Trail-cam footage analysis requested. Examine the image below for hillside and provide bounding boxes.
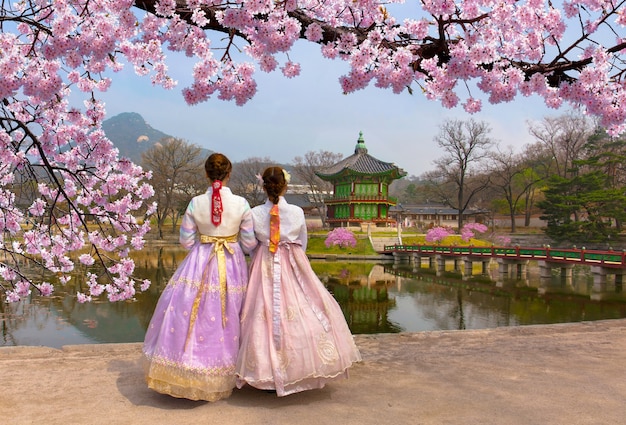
[102,112,172,164]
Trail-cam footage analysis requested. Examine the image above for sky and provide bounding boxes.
[97,39,561,178]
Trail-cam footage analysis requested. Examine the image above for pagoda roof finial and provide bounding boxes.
[355,131,367,154]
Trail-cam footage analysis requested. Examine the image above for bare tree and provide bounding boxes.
[427,119,494,229]
[516,142,555,226]
[292,150,344,228]
[230,157,274,207]
[141,138,204,239]
[488,147,544,232]
[528,111,597,179]
[169,163,208,233]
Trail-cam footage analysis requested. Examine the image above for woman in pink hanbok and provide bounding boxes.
[236,166,361,396]
[143,153,257,401]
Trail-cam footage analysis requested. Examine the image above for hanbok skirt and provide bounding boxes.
[143,241,248,401]
[235,242,362,396]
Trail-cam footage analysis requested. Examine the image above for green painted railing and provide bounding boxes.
[383,245,626,268]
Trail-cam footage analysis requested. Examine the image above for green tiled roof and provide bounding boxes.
[316,132,407,180]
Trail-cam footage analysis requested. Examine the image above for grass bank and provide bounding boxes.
[307,234,377,255]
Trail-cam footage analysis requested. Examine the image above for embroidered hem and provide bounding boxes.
[144,357,236,402]
[237,367,352,397]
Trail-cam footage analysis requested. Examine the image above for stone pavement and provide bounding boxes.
[2,319,626,425]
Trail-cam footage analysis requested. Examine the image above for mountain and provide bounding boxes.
[102,112,172,164]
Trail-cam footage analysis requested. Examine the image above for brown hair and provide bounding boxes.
[262,166,287,204]
[205,153,232,181]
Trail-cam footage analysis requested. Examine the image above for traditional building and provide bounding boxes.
[389,204,487,230]
[315,132,406,228]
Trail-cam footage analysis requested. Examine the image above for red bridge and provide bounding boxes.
[383,244,626,268]
[383,244,626,284]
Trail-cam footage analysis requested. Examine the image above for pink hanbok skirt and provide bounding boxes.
[235,242,361,396]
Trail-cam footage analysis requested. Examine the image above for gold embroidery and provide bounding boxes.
[244,341,257,369]
[144,354,236,402]
[317,334,339,365]
[277,349,290,372]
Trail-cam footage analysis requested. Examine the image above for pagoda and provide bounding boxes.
[315,132,406,228]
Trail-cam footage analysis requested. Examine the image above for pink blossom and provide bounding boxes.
[140,279,151,291]
[494,235,512,246]
[281,61,301,78]
[79,254,95,266]
[463,97,482,113]
[76,292,92,303]
[89,284,105,297]
[425,227,454,243]
[36,282,54,296]
[325,228,357,248]
[460,222,488,241]
[5,291,20,303]
[304,24,323,42]
[15,280,31,297]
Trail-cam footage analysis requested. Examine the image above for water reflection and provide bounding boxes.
[2,246,626,348]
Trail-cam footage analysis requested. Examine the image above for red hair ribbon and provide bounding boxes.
[211,180,223,226]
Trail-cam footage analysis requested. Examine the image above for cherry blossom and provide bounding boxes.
[3,0,626,303]
[325,228,358,248]
[425,227,454,243]
[460,222,489,241]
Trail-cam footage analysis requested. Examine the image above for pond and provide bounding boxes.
[2,245,626,349]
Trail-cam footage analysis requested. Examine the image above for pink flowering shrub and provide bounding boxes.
[425,227,454,243]
[494,235,512,246]
[426,223,492,244]
[325,228,357,249]
[460,223,489,241]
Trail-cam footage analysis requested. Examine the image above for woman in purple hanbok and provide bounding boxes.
[235,166,361,397]
[143,153,256,401]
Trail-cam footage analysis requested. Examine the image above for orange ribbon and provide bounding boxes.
[269,204,280,253]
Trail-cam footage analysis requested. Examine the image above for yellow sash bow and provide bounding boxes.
[184,233,238,350]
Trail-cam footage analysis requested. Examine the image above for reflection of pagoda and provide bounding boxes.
[326,280,401,334]
[315,132,406,228]
[320,264,402,334]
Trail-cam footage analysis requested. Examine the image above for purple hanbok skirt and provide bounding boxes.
[143,240,248,401]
